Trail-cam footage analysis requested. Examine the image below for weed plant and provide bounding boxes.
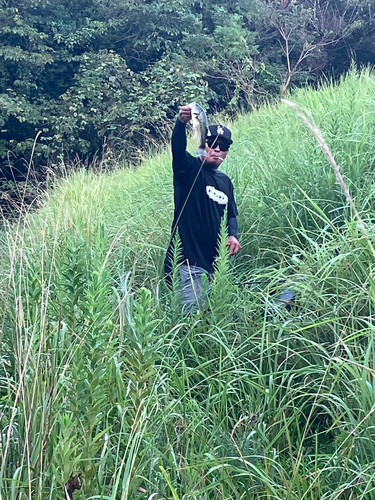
[2,68,375,498]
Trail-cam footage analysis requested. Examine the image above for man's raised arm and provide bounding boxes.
[171,106,192,174]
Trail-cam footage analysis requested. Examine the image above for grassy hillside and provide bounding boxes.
[2,68,375,499]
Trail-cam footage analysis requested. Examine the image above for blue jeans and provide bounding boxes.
[180,264,211,314]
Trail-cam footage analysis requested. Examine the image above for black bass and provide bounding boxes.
[188,102,211,157]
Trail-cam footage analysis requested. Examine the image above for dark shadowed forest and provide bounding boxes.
[1,0,375,180]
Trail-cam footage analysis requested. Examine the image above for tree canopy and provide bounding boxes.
[0,0,374,178]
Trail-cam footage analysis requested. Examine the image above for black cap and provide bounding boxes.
[208,125,233,145]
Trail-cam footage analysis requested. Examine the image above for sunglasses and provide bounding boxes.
[206,138,230,152]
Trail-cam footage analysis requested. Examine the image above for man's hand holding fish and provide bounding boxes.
[178,106,192,124]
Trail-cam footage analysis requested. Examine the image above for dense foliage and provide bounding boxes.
[2,69,375,499]
[1,0,375,180]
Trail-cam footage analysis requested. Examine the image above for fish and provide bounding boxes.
[188,102,211,157]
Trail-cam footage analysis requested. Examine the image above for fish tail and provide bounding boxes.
[197,147,207,157]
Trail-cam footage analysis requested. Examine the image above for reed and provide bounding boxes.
[1,67,375,499]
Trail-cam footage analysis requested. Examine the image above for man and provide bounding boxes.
[165,105,241,312]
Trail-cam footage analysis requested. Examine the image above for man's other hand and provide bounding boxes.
[179,106,192,124]
[227,236,241,256]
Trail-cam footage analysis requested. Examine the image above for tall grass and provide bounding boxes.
[2,67,375,499]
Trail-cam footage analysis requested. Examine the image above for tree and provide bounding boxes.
[0,0,374,197]
[251,0,371,93]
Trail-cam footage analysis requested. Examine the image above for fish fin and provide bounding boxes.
[197,148,207,157]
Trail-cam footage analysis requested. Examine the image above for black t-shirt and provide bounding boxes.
[165,120,238,274]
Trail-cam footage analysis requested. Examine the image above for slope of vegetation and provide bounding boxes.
[2,68,375,499]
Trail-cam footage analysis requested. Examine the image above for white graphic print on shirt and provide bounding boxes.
[206,185,228,205]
